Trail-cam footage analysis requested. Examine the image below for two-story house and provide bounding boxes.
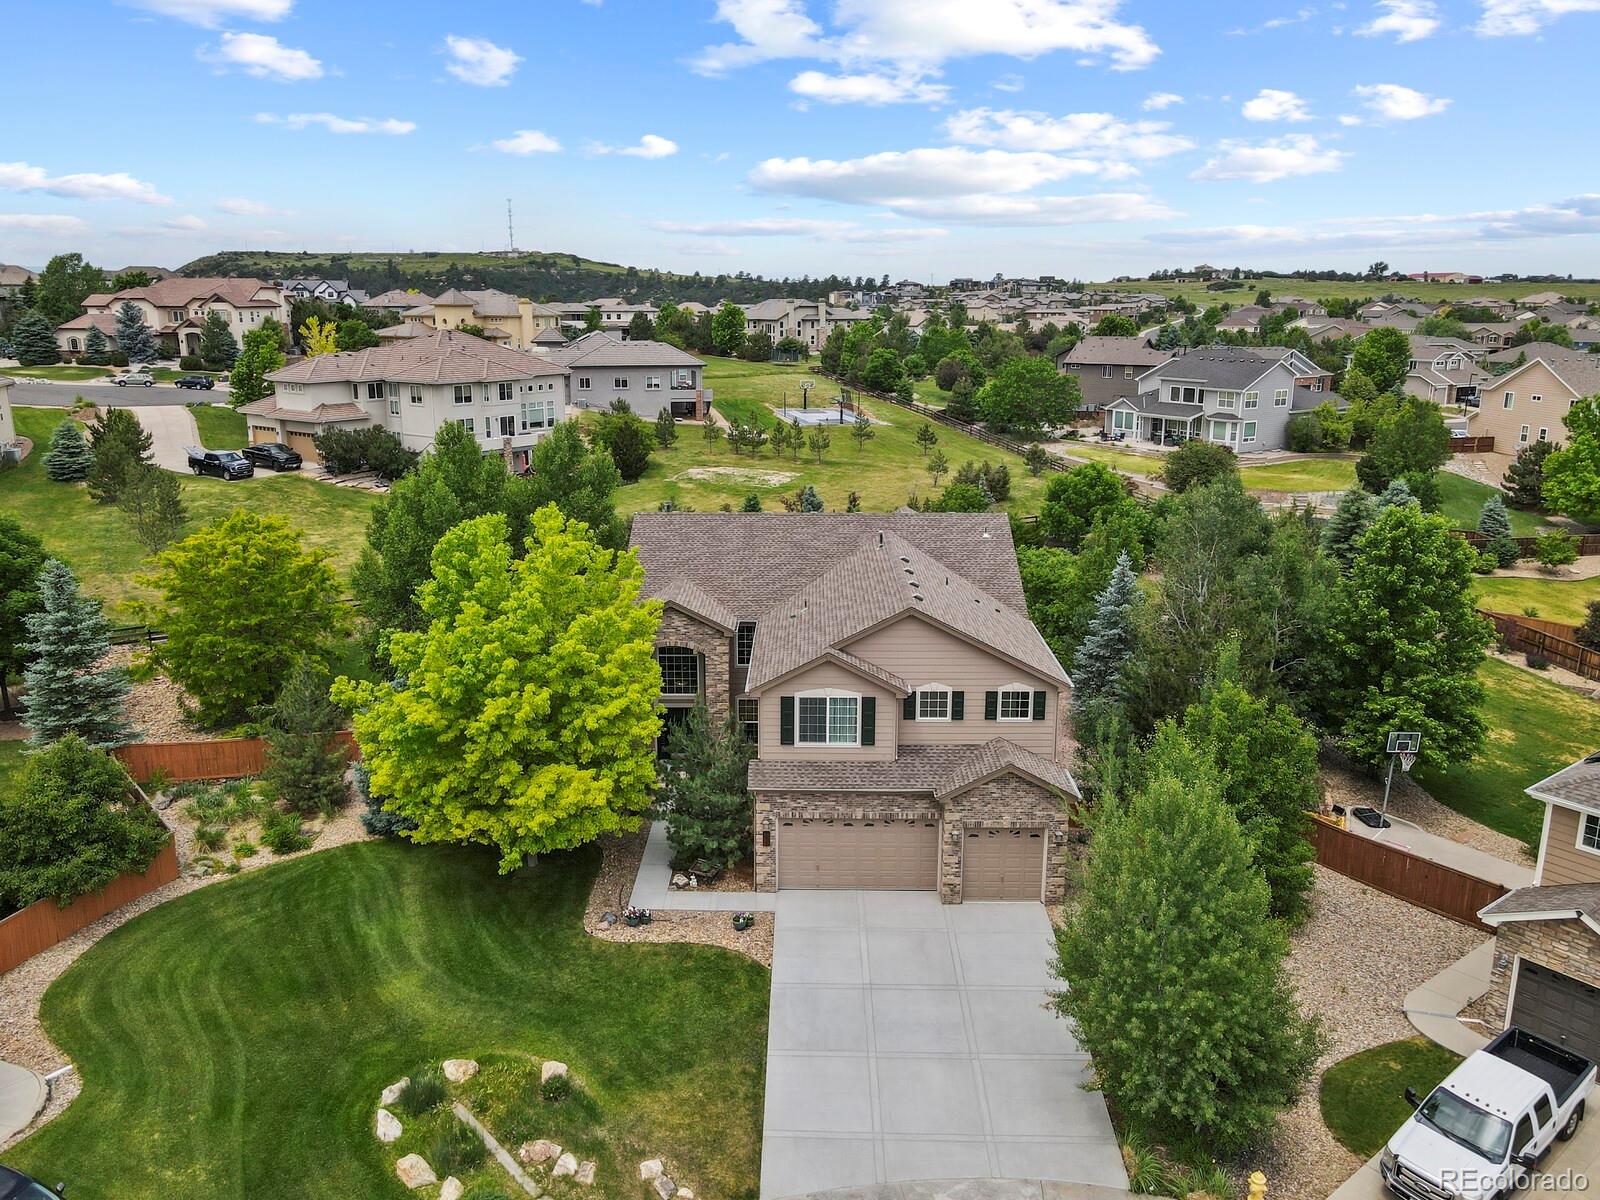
[280,277,369,306]
[1102,345,1341,453]
[631,511,1078,904]
[394,288,562,350]
[1055,336,1174,412]
[542,331,709,420]
[55,276,290,359]
[241,328,565,470]
[1478,754,1600,1063]
[1470,344,1600,451]
[1403,335,1487,407]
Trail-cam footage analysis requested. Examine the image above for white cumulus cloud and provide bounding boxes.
[256,112,415,135]
[443,35,521,86]
[1356,0,1442,40]
[0,213,91,234]
[1142,91,1183,110]
[1191,135,1346,182]
[1352,83,1451,120]
[1241,88,1312,122]
[215,196,281,215]
[492,129,563,155]
[788,70,948,105]
[204,31,323,81]
[0,161,171,205]
[652,217,946,242]
[1476,0,1600,35]
[944,107,1192,159]
[589,134,678,159]
[120,0,291,26]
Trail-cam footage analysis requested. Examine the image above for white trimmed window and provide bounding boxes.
[1274,389,1290,408]
[797,691,859,745]
[1216,391,1237,410]
[1520,425,1531,444]
[1210,419,1230,441]
[997,685,1032,721]
[577,376,591,391]
[735,621,756,667]
[1111,409,1135,432]
[1532,393,1543,405]
[388,396,400,416]
[656,646,700,696]
[1503,391,1515,409]
[458,417,474,434]
[916,684,952,721]
[498,382,514,403]
[737,697,758,743]
[1244,391,1259,409]
[613,376,629,389]
[453,384,473,405]
[645,375,662,390]
[1243,420,1257,444]
[409,385,423,406]
[1100,364,1114,378]
[1580,812,1600,854]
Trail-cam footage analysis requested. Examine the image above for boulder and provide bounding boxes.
[441,1058,478,1084]
[380,1078,408,1106]
[374,1108,402,1144]
[540,1060,568,1085]
[518,1139,562,1165]
[670,872,690,889]
[439,1179,464,1200]
[575,1161,597,1186]
[395,1154,437,1190]
[653,1175,677,1200]
[675,1190,696,1200]
[639,1159,665,1182]
[553,1153,578,1178]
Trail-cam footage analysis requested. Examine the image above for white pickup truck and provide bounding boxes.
[1380,1026,1594,1199]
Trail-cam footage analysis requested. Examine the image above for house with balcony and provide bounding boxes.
[542,331,709,420]
[239,328,565,470]
[631,511,1078,903]
[55,276,290,359]
[1102,345,1341,453]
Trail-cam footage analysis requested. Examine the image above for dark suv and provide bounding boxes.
[241,441,303,471]
[174,374,214,390]
[0,1165,65,1198]
[185,446,254,480]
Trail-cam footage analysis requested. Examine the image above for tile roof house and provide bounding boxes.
[1054,336,1174,412]
[540,331,710,420]
[1477,754,1600,1064]
[631,511,1078,903]
[1470,343,1600,451]
[390,288,561,350]
[241,328,566,471]
[0,264,36,298]
[55,276,290,360]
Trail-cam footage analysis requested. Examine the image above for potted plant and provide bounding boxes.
[732,911,756,932]
[623,905,652,928]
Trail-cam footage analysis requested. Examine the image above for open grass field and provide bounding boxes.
[1319,1037,1463,1158]
[4,407,375,616]
[1474,573,1600,624]
[1416,657,1600,850]
[1238,457,1358,493]
[0,840,770,1200]
[0,364,114,382]
[189,402,247,448]
[1089,277,1593,308]
[1054,440,1165,476]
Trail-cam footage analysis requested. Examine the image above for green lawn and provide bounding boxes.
[1239,457,1358,493]
[1416,657,1600,850]
[4,407,375,616]
[1474,574,1600,624]
[1436,472,1549,536]
[1320,1037,1462,1158]
[0,840,770,1200]
[1052,440,1163,477]
[0,364,113,382]
[911,378,949,408]
[632,362,1047,514]
[0,740,24,799]
[189,403,247,448]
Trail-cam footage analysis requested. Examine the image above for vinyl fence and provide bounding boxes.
[1308,817,1508,931]
[1480,609,1600,682]
[0,837,179,975]
[113,732,358,783]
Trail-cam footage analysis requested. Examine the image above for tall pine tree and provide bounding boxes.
[260,656,349,817]
[114,301,159,364]
[1071,552,1140,713]
[1376,476,1417,509]
[44,418,92,481]
[22,560,135,749]
[1321,487,1376,570]
[198,310,239,367]
[1502,440,1553,510]
[1477,494,1520,568]
[10,310,61,367]
[82,325,111,365]
[87,407,154,505]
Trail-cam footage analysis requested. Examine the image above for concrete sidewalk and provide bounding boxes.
[1403,940,1495,1056]
[132,403,200,471]
[781,1182,1131,1199]
[627,821,777,913]
[1344,812,1534,891]
[0,1060,47,1145]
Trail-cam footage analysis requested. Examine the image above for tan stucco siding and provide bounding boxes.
[1473,362,1577,448]
[755,661,897,762]
[1540,804,1600,887]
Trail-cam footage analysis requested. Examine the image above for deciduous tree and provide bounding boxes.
[977,355,1078,436]
[1160,439,1237,494]
[0,517,48,715]
[228,319,287,408]
[711,301,747,356]
[1039,462,1127,551]
[1542,397,1600,525]
[1349,326,1410,394]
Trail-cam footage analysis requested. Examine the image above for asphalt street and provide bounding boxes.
[4,379,222,408]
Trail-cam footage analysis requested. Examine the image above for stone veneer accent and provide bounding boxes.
[1484,917,1600,1028]
[655,607,731,723]
[752,777,1070,904]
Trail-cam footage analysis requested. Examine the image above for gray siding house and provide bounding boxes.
[541,331,710,420]
[1054,336,1174,411]
[1103,346,1341,454]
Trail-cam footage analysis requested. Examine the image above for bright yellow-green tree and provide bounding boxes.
[297,315,338,357]
[333,506,663,871]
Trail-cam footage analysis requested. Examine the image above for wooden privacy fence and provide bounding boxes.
[113,731,358,783]
[1308,817,1507,931]
[1455,529,1600,557]
[1449,436,1496,453]
[0,838,179,975]
[1480,609,1600,682]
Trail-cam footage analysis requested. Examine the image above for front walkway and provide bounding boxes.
[0,1061,46,1144]
[785,1182,1129,1200]
[627,821,777,913]
[761,891,1126,1200]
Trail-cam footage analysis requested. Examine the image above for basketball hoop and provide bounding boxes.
[1398,751,1417,774]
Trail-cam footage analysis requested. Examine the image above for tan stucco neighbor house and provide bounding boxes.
[1478,755,1600,1064]
[631,511,1079,904]
[55,276,290,359]
[1470,343,1600,451]
[389,288,562,350]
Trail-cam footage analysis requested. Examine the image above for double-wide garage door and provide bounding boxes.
[777,818,938,890]
[963,828,1046,901]
[1511,961,1600,1063]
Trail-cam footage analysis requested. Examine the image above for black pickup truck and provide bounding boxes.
[185,446,254,480]
[0,1164,65,1198]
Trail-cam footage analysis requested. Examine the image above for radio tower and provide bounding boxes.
[506,199,514,253]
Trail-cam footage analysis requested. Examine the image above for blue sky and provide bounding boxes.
[3,0,1599,282]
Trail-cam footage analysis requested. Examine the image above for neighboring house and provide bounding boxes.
[0,377,15,451]
[395,288,561,350]
[55,277,290,359]
[742,299,875,350]
[1570,327,1600,352]
[1103,346,1341,453]
[0,264,36,299]
[1055,336,1174,411]
[1296,317,1366,340]
[1478,754,1600,1064]
[631,511,1078,903]
[541,331,709,419]
[1470,343,1600,450]
[1404,336,1487,406]
[280,277,369,306]
[1217,305,1269,331]
[549,298,660,334]
[1275,296,1328,319]
[363,288,434,315]
[241,328,565,470]
[1464,321,1522,351]
[1518,291,1569,308]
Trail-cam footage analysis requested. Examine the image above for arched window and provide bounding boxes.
[656,646,700,696]
[68,338,80,351]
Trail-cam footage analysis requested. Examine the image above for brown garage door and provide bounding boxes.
[963,828,1045,901]
[777,817,938,890]
[1511,961,1600,1063]
[285,430,320,464]
[249,424,279,445]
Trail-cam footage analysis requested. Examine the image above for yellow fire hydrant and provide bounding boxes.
[1247,1170,1268,1200]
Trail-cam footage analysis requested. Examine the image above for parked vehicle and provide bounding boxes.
[114,370,154,387]
[240,441,303,472]
[174,374,214,390]
[185,446,254,480]
[1380,1026,1593,1200]
[0,1164,65,1197]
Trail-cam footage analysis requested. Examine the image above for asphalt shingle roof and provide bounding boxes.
[1486,343,1600,397]
[1480,882,1600,923]
[933,738,1079,800]
[267,329,566,385]
[1143,345,1282,390]
[543,331,704,370]
[748,739,1077,798]
[1528,754,1600,815]
[1059,336,1172,368]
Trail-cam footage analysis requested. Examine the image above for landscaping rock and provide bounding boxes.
[518,1139,561,1165]
[575,1161,596,1186]
[639,1159,664,1182]
[599,910,617,928]
[670,872,690,890]
[653,1175,677,1200]
[553,1152,578,1178]
[380,1078,408,1106]
[395,1154,437,1190]
[439,1178,464,1200]
[675,1190,695,1200]
[441,1058,478,1083]
[374,1108,402,1144]
[539,1060,568,1085]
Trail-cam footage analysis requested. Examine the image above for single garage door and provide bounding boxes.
[1511,961,1600,1063]
[285,430,320,464]
[777,817,938,890]
[963,828,1045,901]
[249,424,279,445]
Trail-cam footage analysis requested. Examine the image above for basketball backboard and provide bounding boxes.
[1386,731,1422,755]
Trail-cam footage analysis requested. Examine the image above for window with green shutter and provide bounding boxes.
[984,690,999,720]
[861,697,876,745]
[903,694,916,720]
[1032,690,1047,721]
[951,690,965,720]
[780,696,795,745]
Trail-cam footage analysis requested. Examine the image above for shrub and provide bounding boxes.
[178,355,206,371]
[356,763,416,838]
[463,1184,511,1200]
[1526,653,1552,671]
[429,1121,486,1176]
[1574,600,1600,651]
[1472,550,1497,575]
[1536,529,1579,570]
[194,824,225,851]
[540,1072,573,1102]
[661,705,754,871]
[397,1070,446,1116]
[1160,440,1237,494]
[108,351,130,368]
[313,426,371,475]
[232,839,257,858]
[1285,413,1322,454]
[260,809,312,855]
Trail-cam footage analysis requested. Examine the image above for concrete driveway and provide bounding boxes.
[761,891,1127,1200]
[131,404,199,471]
